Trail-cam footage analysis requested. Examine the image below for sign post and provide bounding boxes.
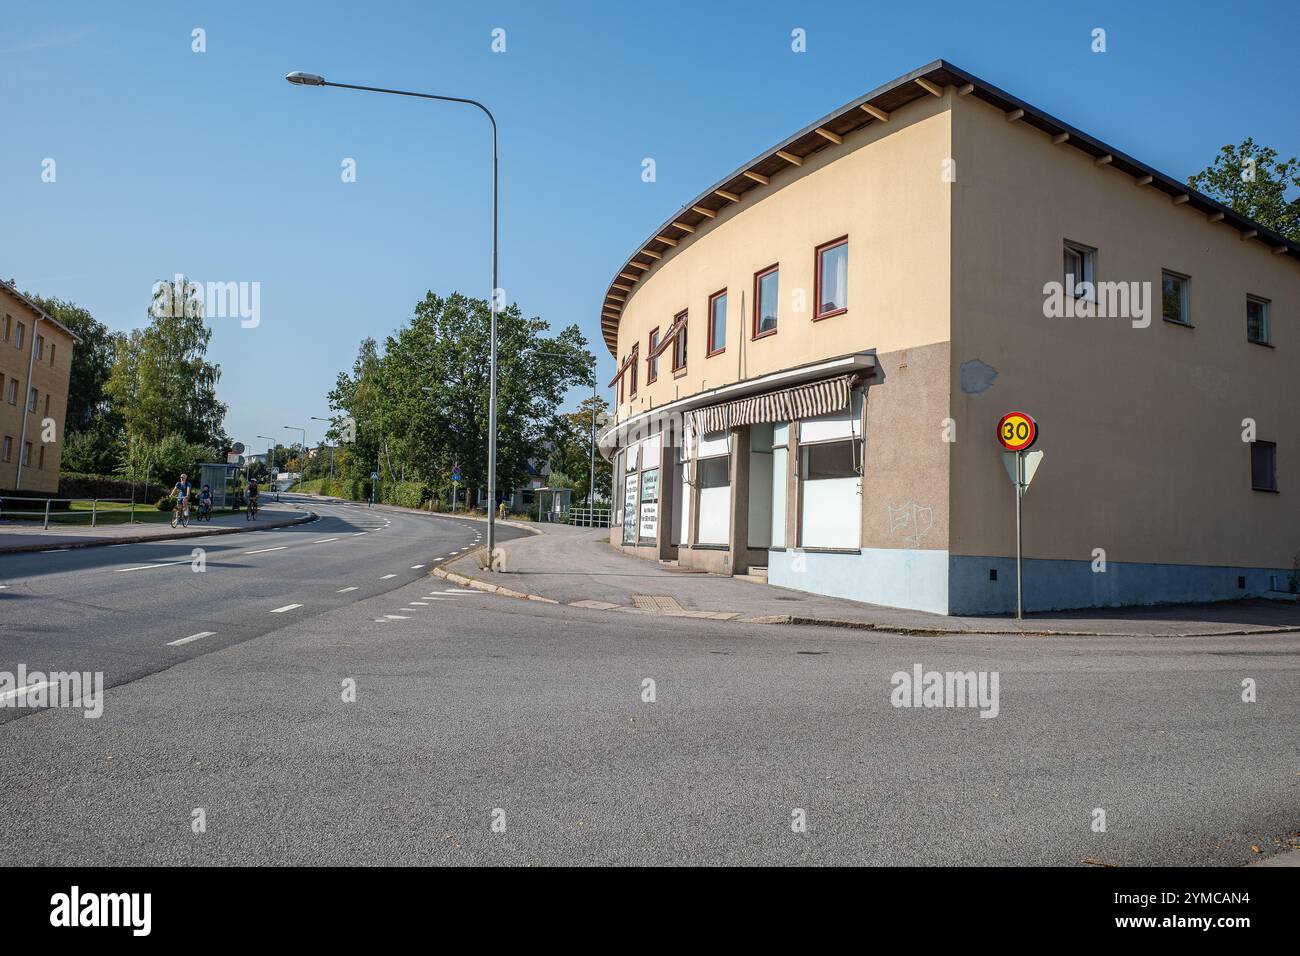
[451,464,461,513]
[996,412,1041,620]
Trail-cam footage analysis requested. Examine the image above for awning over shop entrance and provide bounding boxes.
[686,373,858,435]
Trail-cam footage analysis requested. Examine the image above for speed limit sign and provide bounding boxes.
[996,411,1038,452]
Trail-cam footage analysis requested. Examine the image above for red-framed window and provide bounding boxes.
[814,237,848,320]
[618,370,624,404]
[671,311,688,371]
[707,289,727,356]
[629,352,638,397]
[647,327,659,383]
[753,265,778,338]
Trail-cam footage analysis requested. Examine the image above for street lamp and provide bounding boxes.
[285,70,501,563]
[285,425,306,488]
[310,416,335,479]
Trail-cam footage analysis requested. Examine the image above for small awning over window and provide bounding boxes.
[649,313,687,358]
[686,373,857,435]
[607,343,639,387]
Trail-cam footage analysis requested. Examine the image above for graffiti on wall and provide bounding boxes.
[886,501,934,548]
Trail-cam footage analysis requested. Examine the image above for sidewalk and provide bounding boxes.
[0,502,314,554]
[438,523,1300,637]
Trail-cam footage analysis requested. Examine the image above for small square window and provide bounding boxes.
[1247,295,1271,345]
[1251,440,1277,492]
[1161,270,1190,325]
[1063,241,1096,300]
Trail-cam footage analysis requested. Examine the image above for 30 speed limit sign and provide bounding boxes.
[996,411,1038,452]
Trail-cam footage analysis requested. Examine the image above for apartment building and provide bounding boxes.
[0,280,80,495]
[599,61,1298,614]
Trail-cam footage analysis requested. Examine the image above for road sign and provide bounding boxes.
[370,471,379,481]
[996,411,1038,452]
[1001,450,1044,490]
[452,466,461,483]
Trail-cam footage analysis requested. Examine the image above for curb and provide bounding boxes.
[0,507,316,555]
[432,557,1300,638]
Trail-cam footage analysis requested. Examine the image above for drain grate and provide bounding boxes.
[632,594,685,612]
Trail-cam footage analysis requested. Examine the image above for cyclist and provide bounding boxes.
[246,477,260,520]
[198,483,213,521]
[173,473,191,516]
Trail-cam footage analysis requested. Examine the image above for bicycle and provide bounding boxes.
[246,496,259,521]
[171,498,190,528]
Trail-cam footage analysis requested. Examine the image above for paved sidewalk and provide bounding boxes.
[441,523,1300,637]
[0,501,314,554]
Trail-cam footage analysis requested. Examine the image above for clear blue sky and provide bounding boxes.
[2,0,1296,450]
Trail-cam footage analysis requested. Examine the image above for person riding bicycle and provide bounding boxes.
[172,473,192,518]
[198,483,212,519]
[246,478,260,519]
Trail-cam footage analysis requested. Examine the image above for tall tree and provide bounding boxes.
[28,295,118,435]
[104,277,228,448]
[1188,138,1300,241]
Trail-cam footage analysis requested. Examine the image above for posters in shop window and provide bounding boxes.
[623,475,637,543]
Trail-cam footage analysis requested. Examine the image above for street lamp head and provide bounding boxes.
[285,71,326,87]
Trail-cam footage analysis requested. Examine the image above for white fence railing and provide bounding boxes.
[566,507,612,528]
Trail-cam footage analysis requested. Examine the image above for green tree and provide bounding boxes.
[1188,138,1300,241]
[550,394,612,505]
[105,277,228,449]
[28,295,119,437]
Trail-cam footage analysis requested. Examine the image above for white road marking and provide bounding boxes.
[168,631,216,647]
[384,614,409,620]
[409,602,429,606]
[353,532,368,536]
[314,537,340,544]
[270,603,302,613]
[245,546,287,554]
[337,586,358,593]
[380,574,396,579]
[410,564,424,569]
[115,560,189,572]
[0,680,52,704]
[109,543,131,548]
[41,549,68,554]
[446,589,479,594]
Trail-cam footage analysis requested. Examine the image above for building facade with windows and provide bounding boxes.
[0,281,79,495]
[598,61,1300,615]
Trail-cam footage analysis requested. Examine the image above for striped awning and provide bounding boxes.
[607,343,639,387]
[686,373,856,435]
[649,313,687,359]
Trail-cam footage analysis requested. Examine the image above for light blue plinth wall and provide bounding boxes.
[766,548,1293,616]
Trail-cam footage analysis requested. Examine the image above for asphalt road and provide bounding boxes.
[0,501,1296,865]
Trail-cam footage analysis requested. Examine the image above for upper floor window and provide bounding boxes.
[1063,240,1095,300]
[15,322,24,349]
[672,311,688,371]
[815,238,848,319]
[2,314,10,342]
[36,334,44,360]
[708,290,727,356]
[1161,270,1190,326]
[28,387,37,412]
[629,352,638,398]
[754,265,779,337]
[1247,295,1271,346]
[1251,440,1278,492]
[50,342,56,366]
[647,327,659,384]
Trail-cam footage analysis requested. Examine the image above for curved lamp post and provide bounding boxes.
[285,70,500,562]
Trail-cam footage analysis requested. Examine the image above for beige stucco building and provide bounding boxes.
[598,61,1299,615]
[0,281,79,495]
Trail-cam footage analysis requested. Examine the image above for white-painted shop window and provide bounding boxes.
[771,423,789,549]
[639,466,660,544]
[747,423,774,550]
[677,425,693,546]
[695,431,731,546]
[797,394,862,550]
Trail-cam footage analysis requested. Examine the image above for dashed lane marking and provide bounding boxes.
[167,631,216,647]
[337,586,358,593]
[270,603,302,613]
[245,547,288,555]
[380,574,397,580]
